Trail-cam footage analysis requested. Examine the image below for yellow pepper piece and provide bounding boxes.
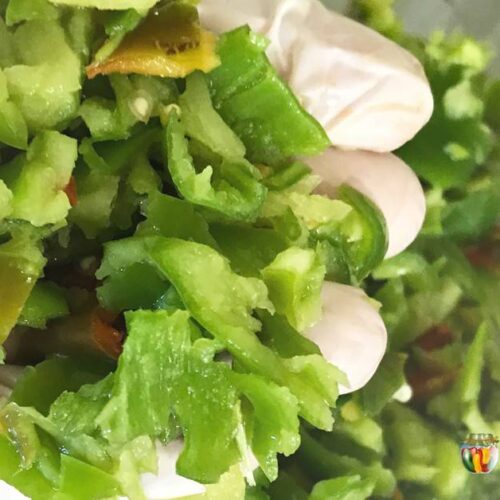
[87,3,220,79]
[482,447,490,465]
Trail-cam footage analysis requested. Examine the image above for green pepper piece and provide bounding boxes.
[208,27,331,165]
[0,101,28,150]
[0,70,28,150]
[57,454,121,500]
[95,9,144,63]
[5,0,59,26]
[0,235,45,344]
[337,185,389,281]
[17,282,69,329]
[0,435,57,500]
[165,110,267,221]
[9,356,110,415]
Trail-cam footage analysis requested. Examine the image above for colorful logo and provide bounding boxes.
[461,433,499,474]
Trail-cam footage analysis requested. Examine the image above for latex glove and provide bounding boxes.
[304,282,388,394]
[138,441,206,500]
[134,440,258,500]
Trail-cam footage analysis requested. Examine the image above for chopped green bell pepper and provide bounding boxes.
[17,282,69,329]
[0,70,28,150]
[336,185,389,281]
[165,110,267,221]
[208,27,331,165]
[1,131,77,227]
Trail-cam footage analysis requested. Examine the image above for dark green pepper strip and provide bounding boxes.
[337,184,389,281]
